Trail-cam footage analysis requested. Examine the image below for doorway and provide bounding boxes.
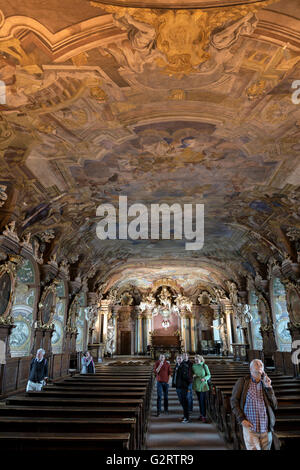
[120,331,131,355]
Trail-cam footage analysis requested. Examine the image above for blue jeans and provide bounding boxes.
[157,381,169,412]
[177,388,189,420]
[187,383,193,412]
[176,388,183,406]
[196,391,207,417]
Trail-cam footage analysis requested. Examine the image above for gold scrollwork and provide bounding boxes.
[151,278,181,293]
[92,0,278,76]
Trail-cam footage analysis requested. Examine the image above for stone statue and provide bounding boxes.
[227,280,238,306]
[33,239,43,264]
[48,253,58,266]
[158,286,172,310]
[0,184,8,207]
[211,12,258,50]
[3,220,19,241]
[106,315,116,355]
[21,232,32,249]
[139,292,156,313]
[175,293,192,313]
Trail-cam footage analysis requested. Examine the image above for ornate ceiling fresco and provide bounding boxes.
[0,0,299,293]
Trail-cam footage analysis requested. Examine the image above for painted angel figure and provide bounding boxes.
[105,12,163,74]
[211,12,258,50]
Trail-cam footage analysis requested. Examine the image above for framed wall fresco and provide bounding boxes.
[16,258,35,285]
[0,260,17,319]
[258,294,271,327]
[38,282,57,327]
[51,281,67,354]
[76,292,87,352]
[10,259,36,357]
[286,285,300,327]
[250,291,263,350]
[271,278,292,352]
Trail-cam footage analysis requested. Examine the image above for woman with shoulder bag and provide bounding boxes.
[192,355,211,422]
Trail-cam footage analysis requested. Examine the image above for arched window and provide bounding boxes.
[10,258,36,357]
[271,278,292,352]
[76,292,86,353]
[249,290,263,351]
[51,281,67,354]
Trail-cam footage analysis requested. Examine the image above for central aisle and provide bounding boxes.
[145,387,228,450]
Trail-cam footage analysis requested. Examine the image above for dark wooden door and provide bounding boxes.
[120,331,131,355]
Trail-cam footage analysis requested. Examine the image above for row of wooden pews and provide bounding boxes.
[0,362,154,452]
[206,359,300,450]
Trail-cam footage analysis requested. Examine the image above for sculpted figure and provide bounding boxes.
[105,13,161,73]
[211,12,258,50]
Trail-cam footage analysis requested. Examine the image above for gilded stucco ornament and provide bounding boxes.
[92,0,278,76]
[246,80,268,101]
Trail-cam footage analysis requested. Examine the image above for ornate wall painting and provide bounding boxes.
[16,259,35,285]
[42,292,54,325]
[0,272,12,316]
[272,278,292,352]
[0,259,18,319]
[51,281,66,354]
[249,291,263,350]
[9,260,36,356]
[258,295,271,327]
[10,304,34,357]
[51,320,63,349]
[287,287,300,326]
[76,307,86,352]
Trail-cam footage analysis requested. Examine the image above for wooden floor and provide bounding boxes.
[145,386,228,450]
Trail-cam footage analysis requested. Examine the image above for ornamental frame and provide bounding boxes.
[38,280,58,328]
[257,293,273,332]
[0,257,19,323]
[285,282,300,328]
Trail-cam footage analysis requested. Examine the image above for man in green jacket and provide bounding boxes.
[230,359,277,450]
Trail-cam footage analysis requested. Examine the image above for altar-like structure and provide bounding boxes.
[150,334,182,361]
[91,280,251,358]
[137,284,197,355]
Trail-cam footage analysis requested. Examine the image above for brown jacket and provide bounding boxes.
[154,360,171,383]
[230,375,278,432]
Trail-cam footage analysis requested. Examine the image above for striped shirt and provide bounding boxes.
[243,377,268,433]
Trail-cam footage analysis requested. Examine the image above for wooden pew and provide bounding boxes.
[0,363,154,451]
[0,416,137,450]
[0,432,131,451]
[0,404,141,447]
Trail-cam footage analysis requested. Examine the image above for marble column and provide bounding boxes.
[145,313,152,349]
[190,315,197,353]
[136,314,144,354]
[99,299,110,345]
[223,301,233,354]
[180,314,187,352]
